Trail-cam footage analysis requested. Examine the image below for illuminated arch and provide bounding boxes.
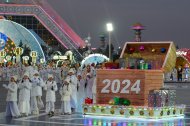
[0,19,45,60]
[81,53,109,68]
[176,49,190,67]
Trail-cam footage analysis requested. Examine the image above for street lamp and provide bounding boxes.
[106,23,113,61]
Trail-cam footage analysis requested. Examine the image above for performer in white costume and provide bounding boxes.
[66,69,78,112]
[31,70,45,115]
[76,72,85,112]
[18,72,32,116]
[85,72,94,99]
[3,76,20,117]
[44,74,58,116]
[61,62,69,81]
[59,78,72,115]
[92,76,97,104]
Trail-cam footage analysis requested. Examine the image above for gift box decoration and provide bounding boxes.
[155,89,176,107]
[85,97,93,104]
[154,90,169,107]
[148,89,176,107]
[113,97,131,106]
[167,90,176,106]
[113,97,120,105]
[148,93,156,107]
[148,90,169,107]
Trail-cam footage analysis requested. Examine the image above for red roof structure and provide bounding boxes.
[0,0,85,49]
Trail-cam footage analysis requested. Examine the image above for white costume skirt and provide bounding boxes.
[18,101,31,115]
[6,101,20,117]
[70,95,77,109]
[61,101,71,114]
[46,101,55,113]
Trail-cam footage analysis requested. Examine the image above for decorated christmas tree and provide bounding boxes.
[4,38,16,56]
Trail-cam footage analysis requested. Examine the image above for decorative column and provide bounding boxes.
[30,51,38,64]
[0,50,6,63]
[22,56,29,64]
[14,47,23,63]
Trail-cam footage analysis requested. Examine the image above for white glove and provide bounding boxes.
[2,84,8,89]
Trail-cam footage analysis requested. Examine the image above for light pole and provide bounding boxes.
[106,23,113,61]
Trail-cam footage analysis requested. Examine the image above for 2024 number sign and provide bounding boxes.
[101,79,141,94]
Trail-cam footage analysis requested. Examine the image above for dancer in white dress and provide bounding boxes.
[59,78,72,115]
[3,76,20,117]
[18,72,32,116]
[44,74,58,116]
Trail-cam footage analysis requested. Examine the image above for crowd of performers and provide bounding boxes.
[2,61,100,118]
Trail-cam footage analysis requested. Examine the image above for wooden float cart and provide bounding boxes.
[96,41,176,106]
[82,41,185,119]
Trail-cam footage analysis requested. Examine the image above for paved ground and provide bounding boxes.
[0,81,189,125]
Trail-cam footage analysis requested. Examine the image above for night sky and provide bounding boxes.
[47,0,190,49]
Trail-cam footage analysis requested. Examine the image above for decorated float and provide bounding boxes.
[83,41,186,119]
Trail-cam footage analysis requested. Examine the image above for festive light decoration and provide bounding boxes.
[82,104,185,119]
[30,51,38,63]
[14,47,23,63]
[161,48,166,53]
[0,50,6,63]
[109,99,115,105]
[139,45,145,51]
[110,108,115,114]
[129,47,135,53]
[22,56,29,64]
[4,38,16,56]
[120,109,125,115]
[40,58,45,64]
[151,48,156,53]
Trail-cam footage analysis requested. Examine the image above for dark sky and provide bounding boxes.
[47,0,190,49]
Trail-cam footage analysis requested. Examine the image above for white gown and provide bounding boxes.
[4,82,20,117]
[77,79,85,112]
[44,80,58,113]
[60,84,72,114]
[85,77,94,99]
[66,75,78,109]
[44,81,58,102]
[92,77,97,104]
[18,79,32,115]
[31,76,45,113]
